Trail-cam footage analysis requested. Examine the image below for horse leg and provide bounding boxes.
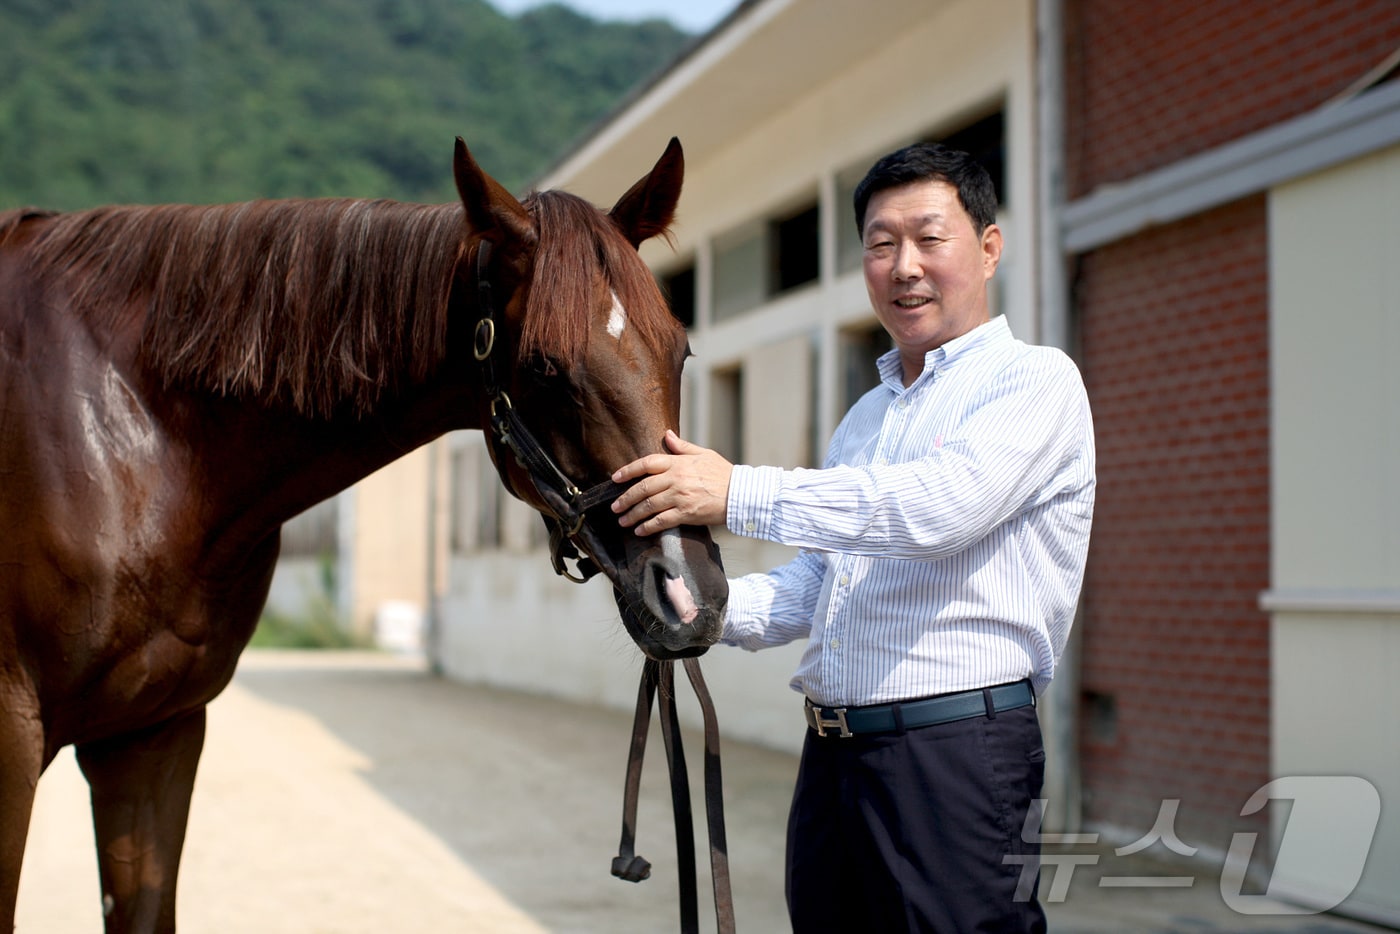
[75,707,207,934]
[0,704,45,932]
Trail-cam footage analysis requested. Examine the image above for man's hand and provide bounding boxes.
[611,430,733,535]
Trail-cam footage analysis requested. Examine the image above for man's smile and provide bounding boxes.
[894,295,935,309]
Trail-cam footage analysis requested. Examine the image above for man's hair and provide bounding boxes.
[853,143,998,236]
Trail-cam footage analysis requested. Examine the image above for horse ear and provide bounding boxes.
[609,137,684,249]
[453,137,536,247]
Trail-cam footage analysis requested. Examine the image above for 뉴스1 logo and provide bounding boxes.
[1007,775,1382,916]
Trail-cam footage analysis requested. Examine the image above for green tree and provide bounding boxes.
[0,0,691,209]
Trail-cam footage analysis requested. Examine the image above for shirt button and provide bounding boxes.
[829,639,840,649]
[744,520,756,532]
[840,574,850,586]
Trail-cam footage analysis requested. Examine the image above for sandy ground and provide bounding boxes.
[15,650,1393,933]
[17,650,792,934]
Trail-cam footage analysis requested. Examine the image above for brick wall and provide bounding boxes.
[1063,0,1400,197]
[1075,195,1271,850]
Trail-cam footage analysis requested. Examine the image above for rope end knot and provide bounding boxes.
[611,853,652,883]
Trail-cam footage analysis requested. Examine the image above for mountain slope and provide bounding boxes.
[0,0,691,208]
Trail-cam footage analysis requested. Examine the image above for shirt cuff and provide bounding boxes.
[718,581,751,645]
[726,464,784,540]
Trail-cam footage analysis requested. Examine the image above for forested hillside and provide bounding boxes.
[0,0,691,209]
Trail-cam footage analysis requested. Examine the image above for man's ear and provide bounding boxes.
[981,223,1003,279]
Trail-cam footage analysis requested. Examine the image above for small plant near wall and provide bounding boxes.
[251,553,365,649]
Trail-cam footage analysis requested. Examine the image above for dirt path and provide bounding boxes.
[18,651,795,934]
[17,650,1392,933]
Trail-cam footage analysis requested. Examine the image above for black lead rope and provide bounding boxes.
[613,658,735,934]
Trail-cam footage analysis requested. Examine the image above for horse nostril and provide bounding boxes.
[651,564,699,626]
[664,573,699,625]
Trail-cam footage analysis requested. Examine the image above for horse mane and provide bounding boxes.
[16,198,462,417]
[11,189,675,419]
[518,189,677,373]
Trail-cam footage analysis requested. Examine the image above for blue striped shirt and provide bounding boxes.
[722,316,1095,705]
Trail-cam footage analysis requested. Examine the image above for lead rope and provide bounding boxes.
[612,658,735,934]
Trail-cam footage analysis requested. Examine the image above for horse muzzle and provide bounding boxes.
[611,527,727,660]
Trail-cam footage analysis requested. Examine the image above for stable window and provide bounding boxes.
[770,203,819,294]
[712,224,766,323]
[660,263,696,329]
[711,194,820,322]
[709,366,744,464]
[840,322,894,412]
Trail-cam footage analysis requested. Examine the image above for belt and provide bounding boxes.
[803,680,1035,738]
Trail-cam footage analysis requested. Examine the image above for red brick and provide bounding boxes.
[1063,0,1400,197]
[1076,196,1271,847]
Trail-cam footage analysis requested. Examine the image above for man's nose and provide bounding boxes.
[892,240,922,280]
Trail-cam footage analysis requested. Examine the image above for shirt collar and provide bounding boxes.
[875,315,1012,389]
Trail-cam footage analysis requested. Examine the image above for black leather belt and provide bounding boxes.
[803,681,1035,738]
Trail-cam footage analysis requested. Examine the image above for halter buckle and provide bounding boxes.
[473,318,495,361]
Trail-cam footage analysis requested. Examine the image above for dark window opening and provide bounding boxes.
[660,265,696,328]
[770,203,820,294]
[710,367,744,464]
[842,324,894,411]
[926,109,1006,206]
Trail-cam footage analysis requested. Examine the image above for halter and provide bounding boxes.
[472,241,735,934]
[471,239,627,583]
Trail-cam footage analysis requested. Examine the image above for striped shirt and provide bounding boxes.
[722,316,1095,706]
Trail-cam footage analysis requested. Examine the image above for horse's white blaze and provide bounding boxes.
[607,290,627,340]
[659,528,700,624]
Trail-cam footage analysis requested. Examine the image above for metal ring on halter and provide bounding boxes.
[473,318,495,361]
[559,559,590,584]
[489,391,512,418]
[563,508,585,537]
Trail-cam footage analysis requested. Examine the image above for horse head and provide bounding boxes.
[452,137,727,660]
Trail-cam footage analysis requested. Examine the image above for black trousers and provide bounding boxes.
[785,698,1047,934]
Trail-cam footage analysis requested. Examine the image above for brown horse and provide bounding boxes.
[0,137,727,932]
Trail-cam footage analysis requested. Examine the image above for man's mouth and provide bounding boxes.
[894,295,933,309]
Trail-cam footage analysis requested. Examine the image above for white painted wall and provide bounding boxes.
[1267,141,1400,924]
[438,529,811,754]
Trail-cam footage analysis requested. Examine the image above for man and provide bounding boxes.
[611,143,1095,933]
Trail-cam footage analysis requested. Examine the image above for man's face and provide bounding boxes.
[861,179,1002,383]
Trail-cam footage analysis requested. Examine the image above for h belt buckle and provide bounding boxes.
[806,702,852,738]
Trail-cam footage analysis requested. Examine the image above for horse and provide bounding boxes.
[0,136,728,933]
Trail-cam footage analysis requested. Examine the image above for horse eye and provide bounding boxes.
[529,357,561,380]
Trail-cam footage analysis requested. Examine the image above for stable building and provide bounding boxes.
[337,0,1399,921]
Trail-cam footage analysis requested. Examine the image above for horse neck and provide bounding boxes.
[188,360,490,561]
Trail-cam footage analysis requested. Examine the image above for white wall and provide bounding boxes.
[437,532,811,754]
[1267,142,1400,924]
[348,447,433,638]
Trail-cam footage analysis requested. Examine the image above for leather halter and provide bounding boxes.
[471,240,627,583]
[472,242,735,933]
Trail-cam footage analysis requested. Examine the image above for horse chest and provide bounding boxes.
[38,567,261,749]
